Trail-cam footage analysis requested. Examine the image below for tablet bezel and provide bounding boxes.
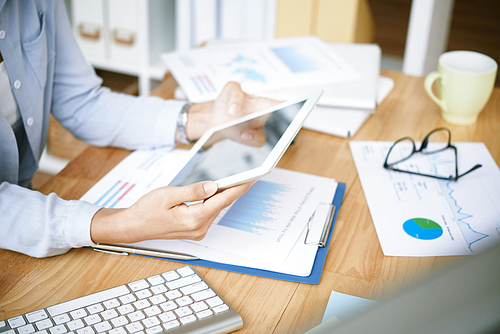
[167,90,323,189]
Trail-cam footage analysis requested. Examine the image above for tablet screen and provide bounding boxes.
[169,100,306,187]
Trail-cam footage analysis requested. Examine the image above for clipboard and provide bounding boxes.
[144,182,346,285]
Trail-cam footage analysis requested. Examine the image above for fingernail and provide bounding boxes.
[241,130,253,141]
[203,181,218,195]
[228,103,239,116]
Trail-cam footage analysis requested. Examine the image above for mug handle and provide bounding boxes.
[424,71,446,111]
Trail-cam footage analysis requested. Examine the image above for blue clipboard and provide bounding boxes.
[158,182,346,285]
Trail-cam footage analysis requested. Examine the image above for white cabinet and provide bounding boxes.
[67,0,276,95]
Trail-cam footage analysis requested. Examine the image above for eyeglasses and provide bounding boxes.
[383,128,482,181]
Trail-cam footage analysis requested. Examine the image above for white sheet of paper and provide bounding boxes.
[80,148,338,276]
[302,76,394,138]
[350,141,500,256]
[161,36,360,103]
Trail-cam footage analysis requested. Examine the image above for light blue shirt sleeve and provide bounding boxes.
[0,0,187,257]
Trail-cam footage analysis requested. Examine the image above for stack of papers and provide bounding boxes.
[162,36,393,138]
[81,148,338,277]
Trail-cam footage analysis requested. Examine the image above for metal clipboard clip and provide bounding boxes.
[304,203,336,248]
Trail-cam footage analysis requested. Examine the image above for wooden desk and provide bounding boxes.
[1,70,499,333]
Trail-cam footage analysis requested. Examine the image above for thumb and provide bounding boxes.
[174,181,219,204]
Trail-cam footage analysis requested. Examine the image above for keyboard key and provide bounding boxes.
[125,321,144,333]
[83,314,101,326]
[159,301,177,312]
[133,299,151,310]
[213,304,230,314]
[196,309,213,319]
[162,320,180,330]
[35,319,53,331]
[108,328,126,334]
[0,321,6,328]
[8,316,26,328]
[161,271,179,282]
[158,312,176,323]
[206,296,223,308]
[142,317,160,328]
[128,280,149,292]
[76,326,95,334]
[144,306,161,318]
[149,294,166,305]
[176,267,194,277]
[174,306,192,318]
[34,330,48,334]
[52,314,70,325]
[110,316,129,328]
[165,290,182,301]
[175,296,193,307]
[100,309,118,321]
[26,310,48,323]
[117,304,134,316]
[67,319,84,331]
[94,321,112,333]
[127,311,145,323]
[48,324,67,334]
[70,309,87,320]
[146,275,165,286]
[86,304,104,315]
[179,315,196,325]
[135,289,152,300]
[191,289,216,302]
[18,324,35,334]
[180,281,208,295]
[190,301,208,313]
[103,299,120,310]
[166,275,200,290]
[119,294,136,305]
[150,285,167,295]
[146,325,163,334]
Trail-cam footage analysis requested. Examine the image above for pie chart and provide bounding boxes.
[403,218,443,240]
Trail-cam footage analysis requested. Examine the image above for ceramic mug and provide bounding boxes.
[424,51,497,125]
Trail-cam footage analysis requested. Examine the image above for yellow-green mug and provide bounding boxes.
[424,51,497,125]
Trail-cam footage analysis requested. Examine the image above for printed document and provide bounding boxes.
[161,36,360,103]
[81,148,337,276]
[350,141,500,256]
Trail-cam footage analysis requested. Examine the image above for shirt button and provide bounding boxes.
[13,80,21,89]
[27,117,34,127]
[0,30,5,39]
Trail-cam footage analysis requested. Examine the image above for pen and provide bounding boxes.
[92,244,199,260]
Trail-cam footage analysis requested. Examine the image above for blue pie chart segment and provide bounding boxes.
[403,218,443,240]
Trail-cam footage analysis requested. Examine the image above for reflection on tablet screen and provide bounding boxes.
[169,100,306,187]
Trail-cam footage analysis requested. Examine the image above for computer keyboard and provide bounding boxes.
[0,266,243,334]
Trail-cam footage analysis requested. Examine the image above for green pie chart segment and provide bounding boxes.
[403,218,443,240]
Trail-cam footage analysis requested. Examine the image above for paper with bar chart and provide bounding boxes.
[350,141,500,256]
[81,148,338,275]
[161,36,359,103]
[80,148,189,208]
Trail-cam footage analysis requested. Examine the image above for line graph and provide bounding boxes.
[428,153,490,252]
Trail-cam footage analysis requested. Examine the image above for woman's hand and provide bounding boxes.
[183,82,279,146]
[90,180,253,244]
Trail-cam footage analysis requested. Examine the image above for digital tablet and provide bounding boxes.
[167,90,322,189]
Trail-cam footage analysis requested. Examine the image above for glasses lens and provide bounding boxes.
[421,129,450,153]
[386,138,414,165]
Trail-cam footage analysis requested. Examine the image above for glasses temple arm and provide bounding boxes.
[456,164,483,179]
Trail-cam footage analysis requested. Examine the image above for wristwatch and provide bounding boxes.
[177,103,194,144]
